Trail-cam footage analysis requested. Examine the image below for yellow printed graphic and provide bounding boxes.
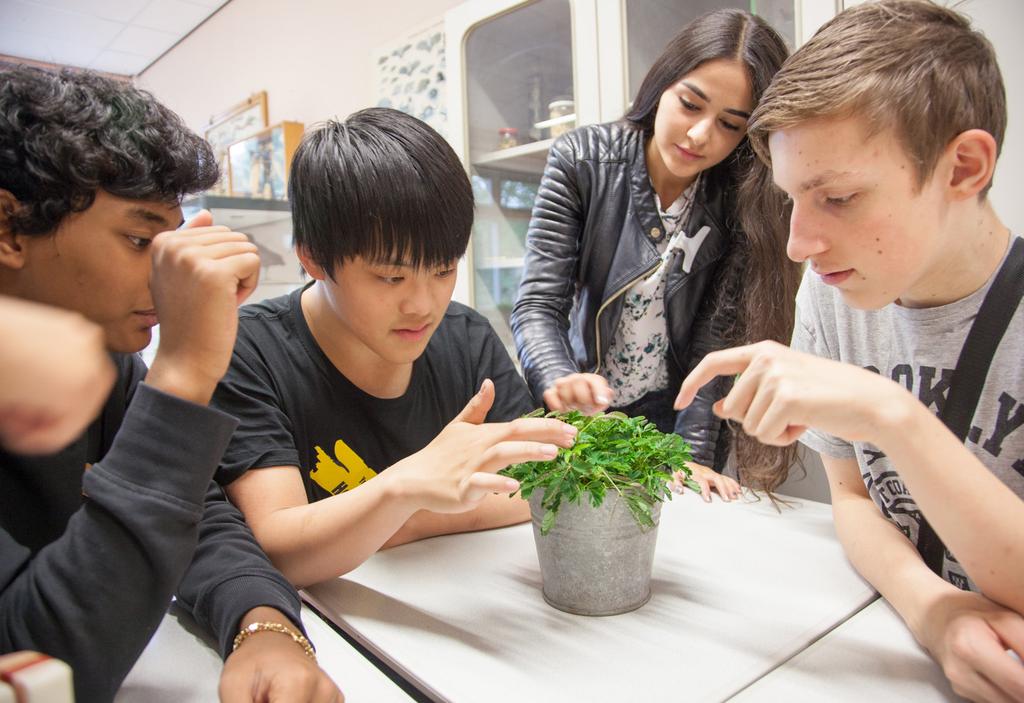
[309,439,378,495]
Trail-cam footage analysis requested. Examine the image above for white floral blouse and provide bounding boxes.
[601,175,707,406]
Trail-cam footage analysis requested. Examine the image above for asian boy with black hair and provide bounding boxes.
[211,108,576,587]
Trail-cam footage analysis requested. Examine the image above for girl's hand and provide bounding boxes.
[671,463,741,502]
[543,373,613,415]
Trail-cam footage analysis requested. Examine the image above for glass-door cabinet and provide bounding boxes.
[446,0,839,350]
[445,0,601,349]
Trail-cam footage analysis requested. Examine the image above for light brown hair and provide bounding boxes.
[748,0,1006,197]
[735,0,1007,492]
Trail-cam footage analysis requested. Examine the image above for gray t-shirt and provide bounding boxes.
[791,236,1024,590]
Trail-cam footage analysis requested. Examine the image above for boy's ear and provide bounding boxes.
[945,128,997,201]
[295,246,328,281]
[0,190,27,270]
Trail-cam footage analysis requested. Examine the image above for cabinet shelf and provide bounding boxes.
[476,255,526,270]
[181,194,291,229]
[472,138,554,176]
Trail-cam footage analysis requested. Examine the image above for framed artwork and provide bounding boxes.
[373,21,447,137]
[204,92,269,195]
[228,121,304,200]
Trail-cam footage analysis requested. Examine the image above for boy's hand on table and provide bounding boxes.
[916,589,1024,703]
[220,608,342,703]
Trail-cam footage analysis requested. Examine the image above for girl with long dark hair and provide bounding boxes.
[511,9,800,496]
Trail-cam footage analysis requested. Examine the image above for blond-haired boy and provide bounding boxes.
[676,3,1024,700]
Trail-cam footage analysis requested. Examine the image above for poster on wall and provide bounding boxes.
[372,21,447,138]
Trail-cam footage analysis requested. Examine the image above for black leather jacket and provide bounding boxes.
[511,121,738,469]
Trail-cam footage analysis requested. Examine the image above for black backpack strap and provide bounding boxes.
[917,236,1024,576]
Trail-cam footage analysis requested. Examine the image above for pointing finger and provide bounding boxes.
[675,346,758,410]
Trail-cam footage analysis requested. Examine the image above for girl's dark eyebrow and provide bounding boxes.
[681,81,709,101]
[679,81,750,120]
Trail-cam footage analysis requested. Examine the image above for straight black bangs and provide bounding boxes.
[289,108,473,274]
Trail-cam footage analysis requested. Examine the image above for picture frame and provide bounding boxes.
[204,91,269,195]
[227,121,304,200]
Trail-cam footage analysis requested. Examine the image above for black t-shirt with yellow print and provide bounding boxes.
[212,285,536,502]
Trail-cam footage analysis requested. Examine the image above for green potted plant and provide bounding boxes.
[501,410,698,615]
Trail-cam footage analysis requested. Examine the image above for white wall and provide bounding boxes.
[137,0,463,133]
[840,0,1024,233]
[139,0,1022,226]
[961,0,1024,234]
[136,0,466,301]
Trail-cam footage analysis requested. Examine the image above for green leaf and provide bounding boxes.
[540,508,557,536]
[506,409,693,534]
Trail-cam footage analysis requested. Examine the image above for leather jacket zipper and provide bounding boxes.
[592,261,659,375]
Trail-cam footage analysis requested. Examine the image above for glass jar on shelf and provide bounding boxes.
[546,98,575,138]
[497,127,519,150]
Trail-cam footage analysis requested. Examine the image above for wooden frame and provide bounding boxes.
[227,121,304,200]
[204,91,269,195]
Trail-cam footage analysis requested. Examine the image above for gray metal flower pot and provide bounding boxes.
[528,489,661,616]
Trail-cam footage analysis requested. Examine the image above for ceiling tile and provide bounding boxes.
[41,39,103,67]
[89,49,148,75]
[0,1,123,46]
[133,0,212,35]
[179,0,227,8]
[0,28,56,64]
[0,0,227,73]
[108,24,178,57]
[23,0,150,23]
[0,2,30,27]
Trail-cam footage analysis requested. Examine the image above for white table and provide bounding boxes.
[731,598,962,702]
[116,603,414,702]
[303,495,877,703]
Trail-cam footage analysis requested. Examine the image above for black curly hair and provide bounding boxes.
[0,66,218,236]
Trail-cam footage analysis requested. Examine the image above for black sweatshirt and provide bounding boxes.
[0,353,305,702]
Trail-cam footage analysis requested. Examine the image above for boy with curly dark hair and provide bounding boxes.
[0,67,341,702]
